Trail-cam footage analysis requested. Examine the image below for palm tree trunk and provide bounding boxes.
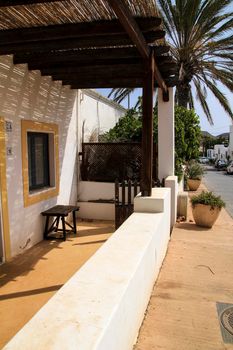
[177,84,190,108]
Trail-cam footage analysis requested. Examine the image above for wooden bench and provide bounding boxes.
[41,205,79,241]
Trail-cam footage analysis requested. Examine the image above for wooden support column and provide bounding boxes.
[141,50,154,196]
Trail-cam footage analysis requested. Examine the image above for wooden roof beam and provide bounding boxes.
[0,30,165,55]
[107,0,169,99]
[41,68,174,87]
[27,56,174,71]
[61,77,177,89]
[0,17,161,44]
[13,45,170,65]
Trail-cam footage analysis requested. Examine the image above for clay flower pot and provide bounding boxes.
[187,178,201,191]
[192,204,221,228]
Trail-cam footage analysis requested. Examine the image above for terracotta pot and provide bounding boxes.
[187,179,201,191]
[192,204,221,228]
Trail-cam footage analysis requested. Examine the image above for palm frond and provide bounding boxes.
[193,78,213,124]
[203,78,233,118]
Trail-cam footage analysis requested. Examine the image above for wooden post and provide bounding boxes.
[141,50,154,196]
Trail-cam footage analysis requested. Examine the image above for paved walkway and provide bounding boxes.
[0,220,114,349]
[135,184,233,350]
[203,166,233,218]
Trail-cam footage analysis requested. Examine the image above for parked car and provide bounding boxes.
[226,160,233,174]
[198,157,209,164]
[215,159,227,170]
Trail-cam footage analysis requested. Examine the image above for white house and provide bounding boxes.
[79,89,126,142]
[207,144,229,161]
[0,55,126,262]
[228,125,233,160]
[214,144,229,160]
[0,2,179,349]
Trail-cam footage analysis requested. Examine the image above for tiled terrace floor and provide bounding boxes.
[0,220,114,348]
[135,185,233,350]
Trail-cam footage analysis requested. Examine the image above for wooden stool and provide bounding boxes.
[41,205,79,241]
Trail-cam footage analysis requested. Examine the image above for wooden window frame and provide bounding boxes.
[21,120,59,207]
[28,132,50,191]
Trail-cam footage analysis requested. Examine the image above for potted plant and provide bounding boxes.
[191,191,225,228]
[185,160,204,191]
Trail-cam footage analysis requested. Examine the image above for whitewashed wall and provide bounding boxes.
[0,56,125,258]
[0,55,78,257]
[213,144,229,160]
[78,89,126,142]
[229,125,233,160]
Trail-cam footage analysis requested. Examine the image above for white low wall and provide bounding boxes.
[77,181,140,221]
[78,202,115,220]
[78,181,140,202]
[4,188,171,350]
[165,175,178,228]
[78,181,115,202]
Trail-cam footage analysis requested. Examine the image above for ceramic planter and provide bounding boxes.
[192,203,221,228]
[187,178,201,191]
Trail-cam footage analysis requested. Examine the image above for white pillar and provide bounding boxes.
[158,87,174,180]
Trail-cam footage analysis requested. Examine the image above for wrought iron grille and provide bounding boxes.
[80,142,158,182]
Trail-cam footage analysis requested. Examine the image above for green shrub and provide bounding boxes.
[191,191,225,209]
[185,160,204,180]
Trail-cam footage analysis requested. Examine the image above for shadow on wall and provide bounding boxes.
[0,55,77,255]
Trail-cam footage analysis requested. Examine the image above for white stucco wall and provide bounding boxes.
[78,89,126,142]
[0,56,126,259]
[0,55,78,257]
[229,125,233,159]
[158,87,175,180]
[213,144,229,160]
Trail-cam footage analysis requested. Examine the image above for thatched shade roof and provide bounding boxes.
[0,0,160,29]
[0,0,177,90]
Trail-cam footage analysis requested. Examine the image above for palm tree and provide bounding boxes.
[109,0,233,124]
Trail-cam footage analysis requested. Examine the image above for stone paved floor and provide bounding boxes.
[135,184,233,350]
[0,220,114,348]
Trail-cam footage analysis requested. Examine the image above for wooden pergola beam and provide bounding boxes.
[41,64,145,78]
[67,79,144,89]
[37,61,175,76]
[0,17,161,44]
[0,30,165,55]
[61,76,177,89]
[28,56,175,73]
[107,0,168,97]
[0,0,60,5]
[107,0,150,60]
[13,45,170,65]
[67,77,177,89]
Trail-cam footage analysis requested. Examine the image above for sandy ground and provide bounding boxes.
[0,220,114,348]
[135,185,233,350]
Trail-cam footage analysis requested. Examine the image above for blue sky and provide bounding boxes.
[97,86,233,137]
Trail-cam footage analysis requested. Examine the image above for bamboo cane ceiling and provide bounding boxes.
[0,0,177,89]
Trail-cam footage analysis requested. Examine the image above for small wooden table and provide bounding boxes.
[41,205,79,241]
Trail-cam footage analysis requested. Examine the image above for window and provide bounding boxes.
[28,132,50,191]
[22,120,59,207]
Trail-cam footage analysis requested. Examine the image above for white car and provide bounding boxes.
[198,157,209,164]
[226,161,233,175]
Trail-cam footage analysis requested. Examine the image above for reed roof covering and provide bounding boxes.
[0,0,176,90]
[0,0,159,30]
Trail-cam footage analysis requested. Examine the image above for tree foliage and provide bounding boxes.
[102,106,201,178]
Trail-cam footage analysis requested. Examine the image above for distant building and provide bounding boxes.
[207,144,229,160]
[228,125,233,160]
